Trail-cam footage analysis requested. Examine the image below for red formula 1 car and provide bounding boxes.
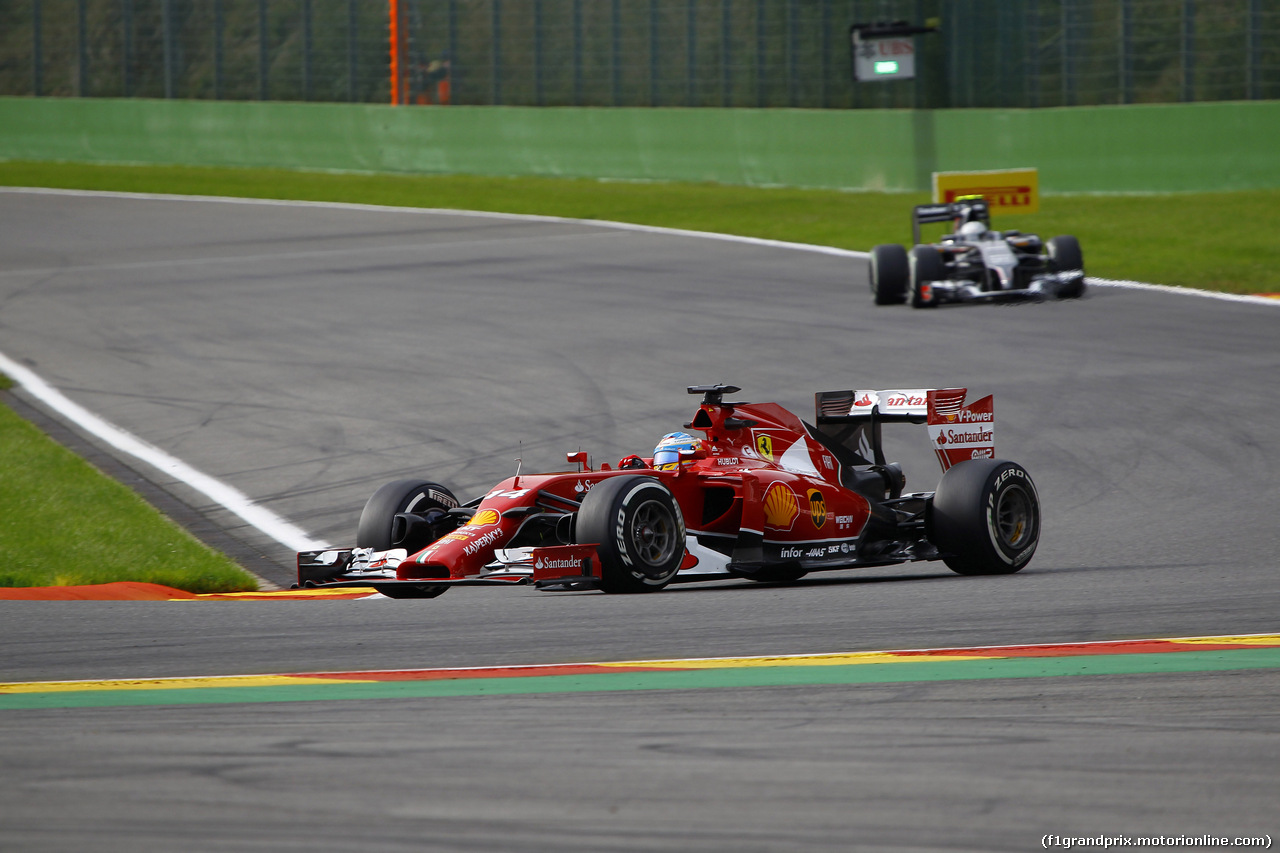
[297,385,1040,597]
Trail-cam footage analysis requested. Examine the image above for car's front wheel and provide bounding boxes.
[1047,235,1086,298]
[929,460,1040,575]
[870,244,909,305]
[576,476,685,593]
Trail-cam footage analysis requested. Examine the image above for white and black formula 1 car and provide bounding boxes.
[869,197,1085,307]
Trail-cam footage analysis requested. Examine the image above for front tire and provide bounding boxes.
[870,244,909,305]
[929,460,1040,575]
[1047,235,1086,298]
[909,245,945,308]
[576,476,685,593]
[356,479,459,551]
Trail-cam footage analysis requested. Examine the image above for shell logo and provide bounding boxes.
[762,482,799,529]
[467,509,501,527]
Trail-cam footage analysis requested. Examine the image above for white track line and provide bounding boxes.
[1,186,1275,557]
[0,351,328,553]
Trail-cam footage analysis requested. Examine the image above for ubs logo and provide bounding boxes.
[808,489,826,529]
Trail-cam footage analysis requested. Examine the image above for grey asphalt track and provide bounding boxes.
[1,190,1277,852]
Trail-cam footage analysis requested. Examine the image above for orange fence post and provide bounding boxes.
[388,0,402,104]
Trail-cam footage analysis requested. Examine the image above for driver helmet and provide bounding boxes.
[653,432,699,470]
[959,220,987,240]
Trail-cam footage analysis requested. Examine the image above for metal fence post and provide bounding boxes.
[649,0,658,106]
[534,0,543,106]
[820,0,829,109]
[687,0,696,107]
[720,0,729,106]
[1061,0,1074,106]
[1246,0,1260,99]
[258,0,269,101]
[76,0,87,96]
[1025,0,1038,108]
[1119,0,1132,104]
[163,0,175,99]
[347,0,357,102]
[122,0,133,97]
[491,0,501,106]
[755,0,765,107]
[302,0,312,100]
[32,0,42,96]
[214,0,224,99]
[1181,0,1194,102]
[573,0,583,106]
[611,0,620,106]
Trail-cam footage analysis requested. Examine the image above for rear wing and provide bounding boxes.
[814,388,994,472]
[912,198,990,246]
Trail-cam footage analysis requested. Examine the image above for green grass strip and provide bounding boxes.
[0,401,258,593]
[2,160,1278,293]
[5,648,1278,710]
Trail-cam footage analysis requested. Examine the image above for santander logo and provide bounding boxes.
[853,393,875,407]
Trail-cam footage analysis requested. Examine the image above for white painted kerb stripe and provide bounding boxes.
[0,351,329,553]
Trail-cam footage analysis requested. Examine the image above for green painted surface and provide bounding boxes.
[4,648,1278,711]
[2,97,1277,193]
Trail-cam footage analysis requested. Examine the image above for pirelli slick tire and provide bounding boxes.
[356,479,459,551]
[929,460,1040,576]
[576,475,685,593]
[909,245,945,309]
[870,244,909,305]
[1047,235,1086,298]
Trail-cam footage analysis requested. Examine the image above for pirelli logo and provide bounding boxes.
[933,168,1039,215]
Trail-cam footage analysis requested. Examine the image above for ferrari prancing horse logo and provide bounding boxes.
[755,434,774,462]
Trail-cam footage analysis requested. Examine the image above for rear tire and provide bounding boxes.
[870,244,909,305]
[576,476,685,593]
[1047,235,1086,298]
[909,245,945,309]
[929,460,1039,575]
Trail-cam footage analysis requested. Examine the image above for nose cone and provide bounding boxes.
[398,511,515,579]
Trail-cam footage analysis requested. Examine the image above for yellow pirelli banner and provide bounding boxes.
[932,168,1039,215]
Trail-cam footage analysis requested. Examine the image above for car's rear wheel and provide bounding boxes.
[870,244,909,305]
[929,460,1040,575]
[909,245,945,308]
[1047,235,1086,298]
[576,475,685,593]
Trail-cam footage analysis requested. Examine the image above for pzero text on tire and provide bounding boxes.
[870,244,909,305]
[575,475,685,593]
[929,460,1040,575]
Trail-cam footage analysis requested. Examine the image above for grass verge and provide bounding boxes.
[2,160,1278,293]
[0,391,258,592]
